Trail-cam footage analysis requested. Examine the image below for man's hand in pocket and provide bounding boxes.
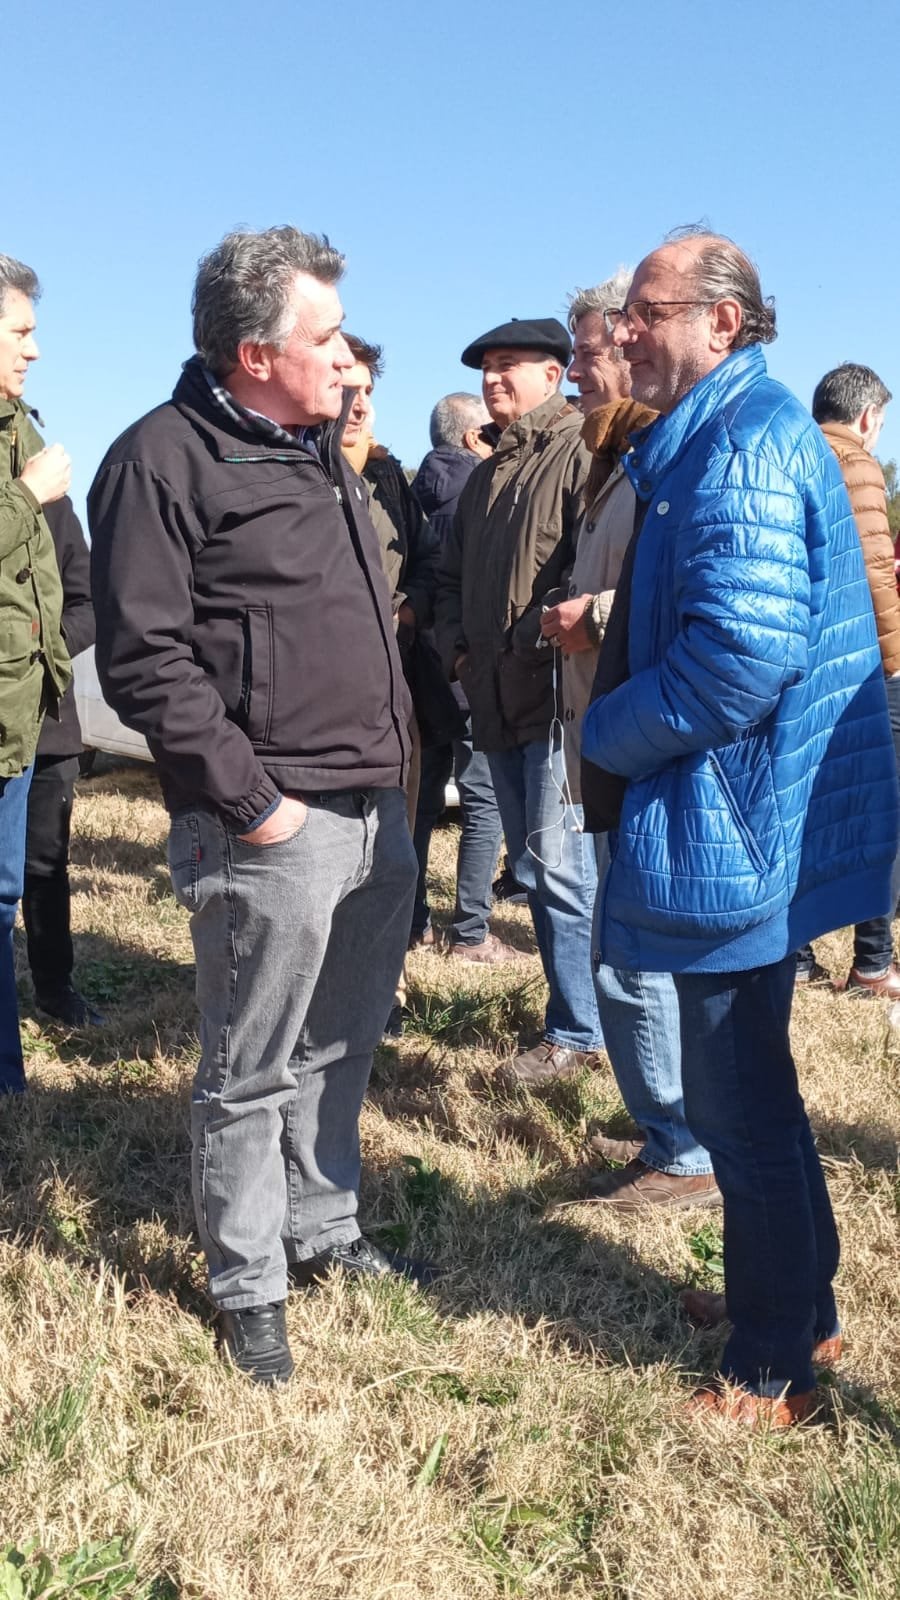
[237,795,307,846]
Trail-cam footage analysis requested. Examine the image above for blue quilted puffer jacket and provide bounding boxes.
[582,345,898,974]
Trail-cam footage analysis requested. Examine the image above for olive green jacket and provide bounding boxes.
[435,392,590,750]
[0,398,71,777]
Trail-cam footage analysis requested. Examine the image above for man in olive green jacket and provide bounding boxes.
[0,254,72,1091]
[436,317,603,1081]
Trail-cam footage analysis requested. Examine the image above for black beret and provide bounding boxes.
[461,317,571,370]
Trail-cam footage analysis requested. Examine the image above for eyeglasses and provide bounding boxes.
[604,300,717,333]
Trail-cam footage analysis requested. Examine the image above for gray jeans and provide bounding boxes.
[167,787,416,1310]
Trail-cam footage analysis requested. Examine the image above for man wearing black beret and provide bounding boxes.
[436,318,604,1081]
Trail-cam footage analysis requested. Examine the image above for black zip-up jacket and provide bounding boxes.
[88,359,410,828]
[37,496,94,757]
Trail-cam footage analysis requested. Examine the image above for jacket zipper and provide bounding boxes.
[221,454,343,505]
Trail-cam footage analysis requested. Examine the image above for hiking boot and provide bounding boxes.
[679,1288,843,1366]
[584,1159,721,1210]
[218,1302,294,1385]
[447,933,524,966]
[505,1041,600,1086]
[289,1235,440,1290]
[34,985,105,1028]
[845,963,900,1000]
[585,1126,645,1164]
[687,1378,818,1429]
[408,926,436,951]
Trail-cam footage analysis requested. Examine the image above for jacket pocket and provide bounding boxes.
[496,648,553,734]
[240,606,275,745]
[708,751,767,875]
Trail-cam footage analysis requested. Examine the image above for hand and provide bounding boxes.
[396,602,417,631]
[237,794,307,846]
[540,595,593,655]
[19,444,72,505]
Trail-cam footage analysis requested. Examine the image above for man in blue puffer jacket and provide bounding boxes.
[582,227,897,1427]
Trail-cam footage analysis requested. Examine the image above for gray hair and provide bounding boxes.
[567,267,633,330]
[0,254,40,315]
[192,225,345,376]
[665,224,776,349]
[429,392,490,449]
[812,363,892,425]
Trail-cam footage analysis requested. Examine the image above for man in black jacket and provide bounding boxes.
[89,226,420,1385]
[24,496,103,1027]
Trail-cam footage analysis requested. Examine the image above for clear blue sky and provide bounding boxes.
[12,0,900,521]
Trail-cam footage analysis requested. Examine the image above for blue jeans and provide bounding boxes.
[412,721,503,946]
[0,764,33,1093]
[168,787,417,1310]
[674,955,839,1397]
[488,739,602,1051]
[592,967,713,1176]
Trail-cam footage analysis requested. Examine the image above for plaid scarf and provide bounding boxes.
[198,363,321,456]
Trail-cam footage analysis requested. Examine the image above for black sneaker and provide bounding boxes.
[492,863,528,905]
[218,1301,294,1385]
[289,1235,440,1290]
[382,1003,405,1039]
[34,986,106,1027]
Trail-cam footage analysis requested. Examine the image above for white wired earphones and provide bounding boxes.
[525,627,583,868]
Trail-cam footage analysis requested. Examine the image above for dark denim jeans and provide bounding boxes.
[674,955,839,1397]
[23,754,80,998]
[0,763,33,1093]
[411,721,503,947]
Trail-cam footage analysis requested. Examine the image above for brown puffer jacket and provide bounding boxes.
[435,392,590,751]
[820,421,900,675]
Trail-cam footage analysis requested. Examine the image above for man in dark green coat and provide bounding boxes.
[0,254,72,1091]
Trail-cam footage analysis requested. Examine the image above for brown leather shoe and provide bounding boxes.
[448,933,525,966]
[845,963,900,999]
[585,1159,722,1210]
[680,1288,843,1367]
[505,1041,599,1085]
[408,926,436,951]
[585,1127,645,1163]
[687,1378,818,1429]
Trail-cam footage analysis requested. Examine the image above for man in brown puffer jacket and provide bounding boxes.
[797,362,900,996]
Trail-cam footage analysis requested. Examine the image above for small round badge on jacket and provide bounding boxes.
[657,501,670,514]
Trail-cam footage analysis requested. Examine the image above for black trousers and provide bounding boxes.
[22,754,80,998]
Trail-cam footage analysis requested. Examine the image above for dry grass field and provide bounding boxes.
[1,759,899,1599]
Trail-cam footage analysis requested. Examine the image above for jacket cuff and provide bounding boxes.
[15,480,42,516]
[221,771,281,830]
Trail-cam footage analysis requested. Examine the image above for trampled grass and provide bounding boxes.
[2,760,899,1599]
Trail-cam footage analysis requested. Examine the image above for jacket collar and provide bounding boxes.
[494,391,572,456]
[820,420,867,454]
[625,345,767,500]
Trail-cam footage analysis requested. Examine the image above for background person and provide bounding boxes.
[795,363,900,997]
[539,273,718,1210]
[24,495,103,1028]
[410,395,517,963]
[436,318,603,1082]
[0,253,72,1093]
